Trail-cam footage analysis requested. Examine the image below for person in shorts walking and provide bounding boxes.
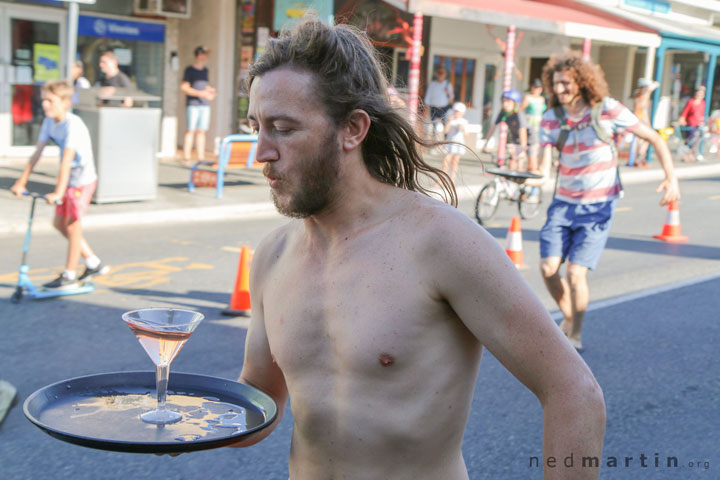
[181,46,217,162]
[11,80,109,289]
[535,53,679,350]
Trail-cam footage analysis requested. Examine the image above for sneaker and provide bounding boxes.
[79,262,110,282]
[43,273,78,290]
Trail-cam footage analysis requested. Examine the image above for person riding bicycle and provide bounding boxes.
[482,89,531,171]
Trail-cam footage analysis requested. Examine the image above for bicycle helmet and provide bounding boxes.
[501,89,523,104]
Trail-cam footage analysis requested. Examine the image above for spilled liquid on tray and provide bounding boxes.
[68,392,250,442]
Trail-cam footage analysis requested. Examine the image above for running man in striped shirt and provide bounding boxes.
[534,53,680,351]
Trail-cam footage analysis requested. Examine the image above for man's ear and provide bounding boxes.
[341,109,371,152]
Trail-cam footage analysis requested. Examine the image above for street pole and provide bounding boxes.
[497,25,515,166]
[582,38,591,61]
[407,11,423,127]
[66,0,79,82]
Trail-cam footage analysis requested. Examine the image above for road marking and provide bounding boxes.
[550,272,720,320]
[0,257,215,290]
[222,246,243,253]
[615,206,632,212]
[210,317,251,329]
[710,195,720,200]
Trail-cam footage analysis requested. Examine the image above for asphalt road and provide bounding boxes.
[0,175,718,479]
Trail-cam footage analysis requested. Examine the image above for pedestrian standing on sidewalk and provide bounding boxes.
[423,67,453,140]
[678,86,706,162]
[533,53,679,350]
[180,46,217,163]
[10,80,109,289]
[230,17,606,480]
[522,78,547,171]
[97,51,133,108]
[441,102,468,181]
[631,77,658,167]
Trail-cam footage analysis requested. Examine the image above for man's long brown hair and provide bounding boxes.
[248,17,457,206]
[542,52,609,108]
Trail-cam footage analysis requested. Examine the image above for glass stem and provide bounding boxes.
[155,364,170,412]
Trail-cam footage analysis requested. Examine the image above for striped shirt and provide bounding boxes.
[540,97,639,204]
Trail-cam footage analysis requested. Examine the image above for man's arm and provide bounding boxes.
[630,123,680,205]
[180,81,216,101]
[230,241,289,448]
[427,211,605,479]
[10,140,48,196]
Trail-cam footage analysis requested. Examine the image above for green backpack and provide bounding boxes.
[552,103,623,197]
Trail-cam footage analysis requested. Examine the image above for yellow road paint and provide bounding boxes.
[615,207,632,212]
[709,195,720,200]
[186,263,214,270]
[221,246,242,253]
[2,257,215,290]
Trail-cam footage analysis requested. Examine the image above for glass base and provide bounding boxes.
[140,409,182,425]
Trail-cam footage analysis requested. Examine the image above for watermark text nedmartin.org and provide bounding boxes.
[529,453,711,471]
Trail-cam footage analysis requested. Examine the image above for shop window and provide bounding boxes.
[433,55,475,106]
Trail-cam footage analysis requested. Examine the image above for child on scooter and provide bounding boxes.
[10,80,109,290]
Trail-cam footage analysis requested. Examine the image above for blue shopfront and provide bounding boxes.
[76,14,165,105]
[652,34,720,126]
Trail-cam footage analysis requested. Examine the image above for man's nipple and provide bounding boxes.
[378,353,395,367]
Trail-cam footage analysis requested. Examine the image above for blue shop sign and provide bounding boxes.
[622,0,670,14]
[78,15,165,43]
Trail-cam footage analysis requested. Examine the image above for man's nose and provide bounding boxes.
[255,131,279,163]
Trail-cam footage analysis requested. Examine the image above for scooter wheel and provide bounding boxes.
[11,288,23,304]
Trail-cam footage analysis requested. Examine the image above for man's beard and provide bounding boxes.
[269,131,341,219]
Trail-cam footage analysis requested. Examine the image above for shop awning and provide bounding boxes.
[576,1,720,49]
[410,0,661,47]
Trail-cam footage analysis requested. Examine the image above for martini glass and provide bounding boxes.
[122,308,204,425]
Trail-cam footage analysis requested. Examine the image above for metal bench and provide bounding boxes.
[187,134,258,198]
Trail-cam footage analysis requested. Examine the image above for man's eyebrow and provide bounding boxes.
[247,114,302,124]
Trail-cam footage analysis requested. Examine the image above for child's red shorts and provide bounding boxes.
[56,180,96,221]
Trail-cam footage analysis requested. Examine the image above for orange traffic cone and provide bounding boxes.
[222,246,252,316]
[505,216,526,269]
[653,201,689,243]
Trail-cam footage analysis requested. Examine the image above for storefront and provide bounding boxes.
[1,0,168,158]
[0,2,66,156]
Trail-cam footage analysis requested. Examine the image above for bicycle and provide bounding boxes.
[474,166,543,225]
[664,122,710,161]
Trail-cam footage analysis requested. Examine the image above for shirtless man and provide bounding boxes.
[235,18,605,479]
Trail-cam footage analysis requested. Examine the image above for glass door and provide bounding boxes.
[0,4,66,157]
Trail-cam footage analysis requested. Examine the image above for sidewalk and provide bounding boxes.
[1,152,719,237]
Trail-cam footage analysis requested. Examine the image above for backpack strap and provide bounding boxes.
[590,101,624,195]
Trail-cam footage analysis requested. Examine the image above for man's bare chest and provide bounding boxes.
[260,246,441,375]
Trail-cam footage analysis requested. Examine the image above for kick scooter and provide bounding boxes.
[10,192,95,303]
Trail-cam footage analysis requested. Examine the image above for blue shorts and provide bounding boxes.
[539,198,616,270]
[186,105,210,131]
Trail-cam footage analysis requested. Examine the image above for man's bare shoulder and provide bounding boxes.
[398,191,498,254]
[252,221,301,274]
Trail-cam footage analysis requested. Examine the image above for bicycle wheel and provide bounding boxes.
[518,185,542,219]
[474,181,500,225]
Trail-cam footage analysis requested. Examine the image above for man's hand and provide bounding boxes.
[10,181,26,197]
[656,176,680,206]
[202,86,217,101]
